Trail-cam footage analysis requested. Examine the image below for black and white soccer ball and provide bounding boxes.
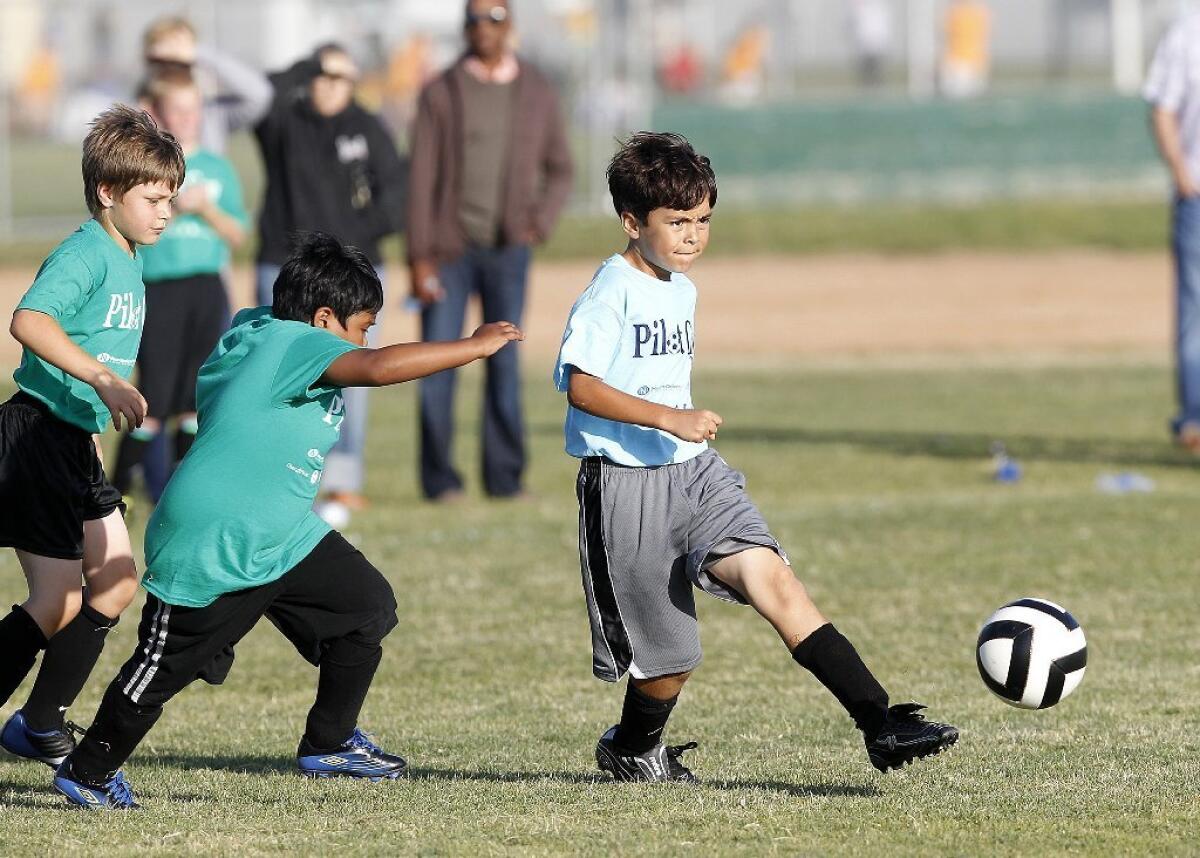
[976,597,1087,710]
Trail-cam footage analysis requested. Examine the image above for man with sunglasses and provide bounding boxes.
[253,44,409,515]
[408,0,574,502]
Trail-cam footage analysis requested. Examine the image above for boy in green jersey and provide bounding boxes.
[0,106,185,765]
[53,233,523,808]
[111,66,250,501]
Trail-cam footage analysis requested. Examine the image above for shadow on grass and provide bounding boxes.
[529,418,1194,468]
[139,755,877,799]
[711,426,1190,469]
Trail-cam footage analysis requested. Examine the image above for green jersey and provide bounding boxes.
[140,149,247,283]
[143,307,359,608]
[14,219,145,433]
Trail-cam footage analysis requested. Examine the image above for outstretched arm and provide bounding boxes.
[320,322,524,388]
[567,369,721,443]
[10,310,146,430]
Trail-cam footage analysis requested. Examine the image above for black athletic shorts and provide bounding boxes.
[116,531,398,708]
[0,391,124,560]
[139,273,229,419]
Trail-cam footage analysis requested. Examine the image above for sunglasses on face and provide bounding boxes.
[466,6,508,26]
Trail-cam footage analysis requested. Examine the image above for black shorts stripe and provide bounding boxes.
[579,460,633,678]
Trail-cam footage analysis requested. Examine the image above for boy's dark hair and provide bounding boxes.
[607,132,717,223]
[83,105,185,216]
[272,232,384,325]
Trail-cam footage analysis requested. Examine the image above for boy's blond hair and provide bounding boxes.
[82,105,186,216]
[142,17,195,55]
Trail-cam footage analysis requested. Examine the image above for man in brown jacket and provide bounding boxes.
[407,0,573,501]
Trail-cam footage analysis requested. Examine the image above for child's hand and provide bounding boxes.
[174,186,209,215]
[470,321,525,357]
[662,408,723,443]
[92,372,148,431]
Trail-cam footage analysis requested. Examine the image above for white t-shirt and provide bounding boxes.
[1144,12,1200,186]
[553,254,708,467]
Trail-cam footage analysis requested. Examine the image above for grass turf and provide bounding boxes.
[0,197,1174,267]
[1,362,1198,855]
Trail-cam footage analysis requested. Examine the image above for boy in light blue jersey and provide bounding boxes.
[554,133,958,781]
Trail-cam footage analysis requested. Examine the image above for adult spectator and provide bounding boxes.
[142,16,272,154]
[1146,11,1200,452]
[255,44,408,511]
[408,0,573,501]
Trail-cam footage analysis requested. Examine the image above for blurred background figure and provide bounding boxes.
[719,23,768,104]
[847,0,893,89]
[1144,8,1200,454]
[111,66,249,503]
[407,0,573,502]
[254,43,408,514]
[142,16,272,154]
[940,0,991,99]
[13,38,62,137]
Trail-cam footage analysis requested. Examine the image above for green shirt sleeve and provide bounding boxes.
[16,250,97,320]
[270,327,359,403]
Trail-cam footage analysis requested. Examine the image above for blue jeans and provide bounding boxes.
[1172,197,1200,431]
[256,262,384,494]
[418,244,531,498]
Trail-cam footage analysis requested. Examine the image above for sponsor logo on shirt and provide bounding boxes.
[96,353,136,366]
[287,462,323,486]
[632,319,694,358]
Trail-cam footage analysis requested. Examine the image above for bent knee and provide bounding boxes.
[85,559,140,615]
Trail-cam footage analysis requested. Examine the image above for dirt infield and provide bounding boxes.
[0,250,1175,370]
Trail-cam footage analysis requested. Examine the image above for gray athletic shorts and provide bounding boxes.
[575,449,789,682]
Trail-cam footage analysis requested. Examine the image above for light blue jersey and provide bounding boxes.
[553,253,707,467]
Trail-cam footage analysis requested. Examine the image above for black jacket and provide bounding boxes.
[255,59,407,265]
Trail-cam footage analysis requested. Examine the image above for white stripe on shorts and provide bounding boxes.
[124,602,172,702]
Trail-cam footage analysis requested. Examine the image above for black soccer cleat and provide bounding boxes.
[594,725,698,783]
[1,710,86,768]
[865,703,958,772]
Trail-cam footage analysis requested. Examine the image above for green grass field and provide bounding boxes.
[1,363,1198,855]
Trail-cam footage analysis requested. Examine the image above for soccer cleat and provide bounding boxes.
[1,710,85,768]
[595,725,699,783]
[866,703,959,772]
[52,761,140,810]
[296,728,408,781]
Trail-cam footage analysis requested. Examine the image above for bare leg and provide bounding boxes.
[21,510,137,730]
[707,547,827,650]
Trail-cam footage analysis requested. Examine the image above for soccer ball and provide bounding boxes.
[976,598,1087,709]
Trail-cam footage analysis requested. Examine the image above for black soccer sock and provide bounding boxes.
[0,605,49,709]
[23,600,118,731]
[304,637,384,751]
[791,623,890,740]
[69,679,163,785]
[613,682,678,754]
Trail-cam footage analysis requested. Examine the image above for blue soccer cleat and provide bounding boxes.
[1,710,83,768]
[52,761,140,810]
[296,728,408,781]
